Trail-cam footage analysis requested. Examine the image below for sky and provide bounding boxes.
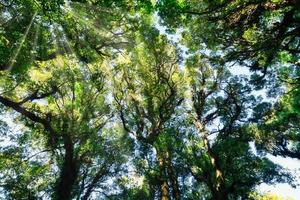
[259,155,300,199]
[230,66,300,199]
[229,66,300,199]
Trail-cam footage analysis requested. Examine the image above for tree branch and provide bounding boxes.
[0,95,57,143]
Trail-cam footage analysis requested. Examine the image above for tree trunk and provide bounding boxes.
[211,188,228,200]
[194,120,226,200]
[160,180,170,200]
[157,150,170,200]
[54,134,79,200]
[168,168,180,200]
[167,157,180,200]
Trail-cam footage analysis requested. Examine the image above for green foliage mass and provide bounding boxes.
[0,0,299,199]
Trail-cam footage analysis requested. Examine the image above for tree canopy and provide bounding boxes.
[0,0,299,199]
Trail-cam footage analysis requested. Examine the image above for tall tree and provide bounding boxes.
[114,24,184,200]
[0,56,131,199]
[155,0,300,187]
[184,55,291,199]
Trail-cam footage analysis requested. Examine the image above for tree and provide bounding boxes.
[0,56,131,199]
[184,55,291,200]
[0,0,64,71]
[155,1,299,189]
[253,64,300,160]
[113,24,185,200]
[157,0,300,73]
[0,0,140,72]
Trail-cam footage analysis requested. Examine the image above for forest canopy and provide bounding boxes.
[0,0,299,199]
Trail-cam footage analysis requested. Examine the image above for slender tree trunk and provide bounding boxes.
[167,162,180,200]
[157,150,170,200]
[211,188,228,200]
[204,136,227,200]
[54,134,79,200]
[194,120,226,200]
[160,180,170,200]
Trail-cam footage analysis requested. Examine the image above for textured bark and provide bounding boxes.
[157,150,170,200]
[211,190,227,200]
[194,119,227,200]
[55,134,79,200]
[160,180,170,200]
[167,163,180,200]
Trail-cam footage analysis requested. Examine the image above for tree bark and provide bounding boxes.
[211,190,228,200]
[194,119,226,200]
[54,134,79,200]
[167,157,180,200]
[160,180,170,200]
[157,150,170,200]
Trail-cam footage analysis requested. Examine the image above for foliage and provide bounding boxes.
[0,0,299,199]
